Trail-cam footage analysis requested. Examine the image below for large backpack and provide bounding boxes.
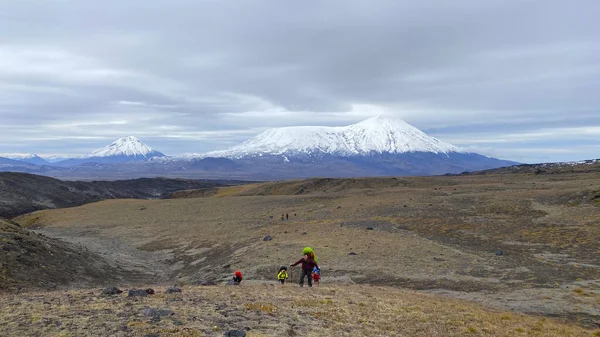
[302,246,318,263]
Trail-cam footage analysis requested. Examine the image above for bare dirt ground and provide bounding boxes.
[11,171,600,332]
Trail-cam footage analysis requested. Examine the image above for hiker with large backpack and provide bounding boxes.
[290,247,319,287]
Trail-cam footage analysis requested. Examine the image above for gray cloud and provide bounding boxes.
[0,0,599,162]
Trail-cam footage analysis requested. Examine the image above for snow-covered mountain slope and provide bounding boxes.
[17,154,50,166]
[207,116,462,158]
[86,136,163,158]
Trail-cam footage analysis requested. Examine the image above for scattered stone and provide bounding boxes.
[128,289,154,297]
[224,330,246,337]
[194,280,216,286]
[144,334,159,337]
[263,235,272,241]
[165,286,182,294]
[301,232,307,235]
[496,249,504,256]
[128,289,147,297]
[336,206,342,209]
[101,286,122,296]
[143,308,175,318]
[140,206,147,210]
[366,227,374,230]
[222,264,231,269]
[349,252,357,256]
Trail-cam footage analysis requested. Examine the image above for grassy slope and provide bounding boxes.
[9,172,600,333]
[0,284,597,337]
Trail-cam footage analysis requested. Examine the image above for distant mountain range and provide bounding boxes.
[0,117,519,179]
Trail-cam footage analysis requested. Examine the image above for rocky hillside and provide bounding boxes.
[0,172,243,218]
[466,159,600,175]
[0,218,147,292]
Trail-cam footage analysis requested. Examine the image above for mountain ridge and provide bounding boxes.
[0,117,519,178]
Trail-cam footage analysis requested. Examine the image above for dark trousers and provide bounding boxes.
[279,279,285,284]
[299,269,312,287]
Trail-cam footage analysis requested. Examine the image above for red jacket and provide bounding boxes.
[292,257,319,271]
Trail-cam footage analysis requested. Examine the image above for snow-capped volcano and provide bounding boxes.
[17,154,50,166]
[54,136,164,166]
[86,136,163,158]
[208,116,461,158]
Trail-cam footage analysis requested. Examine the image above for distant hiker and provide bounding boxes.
[277,266,289,285]
[286,213,289,220]
[232,270,243,285]
[281,214,285,221]
[291,254,319,287]
[312,267,321,286]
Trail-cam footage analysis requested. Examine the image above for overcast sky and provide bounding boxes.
[1,0,598,163]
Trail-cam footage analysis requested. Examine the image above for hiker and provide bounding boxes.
[277,266,289,285]
[312,267,321,286]
[290,254,319,287]
[286,213,289,220]
[281,214,284,221]
[232,270,243,285]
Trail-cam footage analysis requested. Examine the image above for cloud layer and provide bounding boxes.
[1,0,599,163]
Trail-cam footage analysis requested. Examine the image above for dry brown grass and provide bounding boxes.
[0,284,597,337]
[11,172,600,329]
